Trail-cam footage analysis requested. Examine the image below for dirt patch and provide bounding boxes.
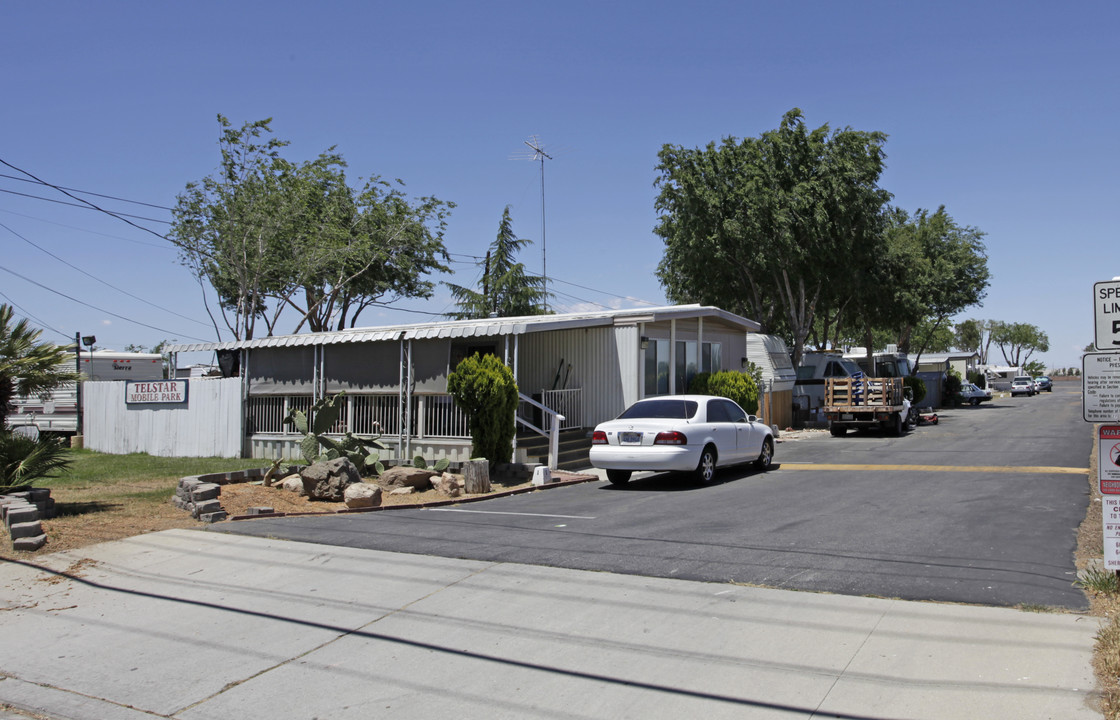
[0,471,594,562]
[217,477,541,517]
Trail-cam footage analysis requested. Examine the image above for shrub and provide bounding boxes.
[968,371,986,389]
[692,370,759,415]
[903,376,927,406]
[447,353,518,464]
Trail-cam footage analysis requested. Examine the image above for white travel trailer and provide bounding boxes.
[7,351,164,435]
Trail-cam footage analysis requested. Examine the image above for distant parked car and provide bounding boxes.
[958,383,993,406]
[1011,376,1036,397]
[590,395,775,486]
[1034,376,1053,392]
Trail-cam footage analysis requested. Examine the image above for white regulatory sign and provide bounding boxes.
[1085,353,1120,422]
[1095,280,1120,351]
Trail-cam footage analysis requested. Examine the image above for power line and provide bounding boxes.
[0,263,211,342]
[0,172,174,210]
[0,208,172,249]
[0,290,71,341]
[0,157,173,242]
[0,187,172,224]
[0,221,209,327]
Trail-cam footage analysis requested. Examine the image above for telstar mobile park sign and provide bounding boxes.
[125,380,188,404]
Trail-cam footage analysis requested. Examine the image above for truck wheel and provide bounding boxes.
[886,413,903,436]
[830,425,847,437]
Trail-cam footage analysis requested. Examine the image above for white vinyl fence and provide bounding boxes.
[84,378,243,457]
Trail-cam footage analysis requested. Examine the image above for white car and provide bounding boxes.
[589,395,775,486]
[1010,376,1036,396]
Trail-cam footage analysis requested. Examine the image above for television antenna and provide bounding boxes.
[513,135,554,312]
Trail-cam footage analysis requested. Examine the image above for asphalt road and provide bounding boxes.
[214,381,1093,609]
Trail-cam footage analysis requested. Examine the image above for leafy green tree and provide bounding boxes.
[447,353,519,464]
[1024,360,1047,377]
[171,115,453,340]
[992,322,1049,367]
[0,305,77,421]
[445,207,550,319]
[889,207,989,364]
[654,109,892,368]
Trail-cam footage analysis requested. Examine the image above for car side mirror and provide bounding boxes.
[747,415,758,423]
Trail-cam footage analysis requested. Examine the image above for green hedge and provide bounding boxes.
[688,370,760,414]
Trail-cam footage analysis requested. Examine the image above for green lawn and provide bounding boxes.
[44,449,266,489]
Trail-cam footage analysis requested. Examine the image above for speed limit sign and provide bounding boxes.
[1095,281,1120,350]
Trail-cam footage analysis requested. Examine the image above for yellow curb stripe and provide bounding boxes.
[780,463,1087,475]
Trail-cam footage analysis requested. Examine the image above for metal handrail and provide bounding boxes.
[516,392,565,470]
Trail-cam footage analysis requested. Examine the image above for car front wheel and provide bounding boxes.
[695,446,717,484]
[755,439,773,471]
[606,469,631,486]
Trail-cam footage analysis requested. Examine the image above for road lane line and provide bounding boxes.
[427,509,597,519]
[779,463,1087,474]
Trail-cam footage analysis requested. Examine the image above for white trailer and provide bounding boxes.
[7,351,164,435]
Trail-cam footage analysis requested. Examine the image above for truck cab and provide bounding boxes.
[794,352,865,421]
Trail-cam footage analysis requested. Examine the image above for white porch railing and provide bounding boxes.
[246,393,470,439]
[247,391,572,469]
[516,393,565,471]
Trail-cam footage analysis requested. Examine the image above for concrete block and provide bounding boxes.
[531,466,553,486]
[190,484,221,502]
[9,520,44,539]
[28,488,51,503]
[12,534,47,551]
[226,470,248,483]
[5,505,39,528]
[191,499,222,519]
[200,511,228,523]
[245,507,275,516]
[170,496,193,511]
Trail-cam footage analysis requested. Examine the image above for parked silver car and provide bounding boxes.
[1011,376,1036,397]
[958,383,993,405]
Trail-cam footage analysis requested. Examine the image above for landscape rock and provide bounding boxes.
[280,476,305,494]
[431,474,461,497]
[344,483,382,508]
[378,466,437,491]
[301,458,362,501]
[389,487,415,496]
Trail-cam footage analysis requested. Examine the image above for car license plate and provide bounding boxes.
[619,432,642,444]
[841,413,854,420]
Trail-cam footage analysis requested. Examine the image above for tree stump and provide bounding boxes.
[463,459,491,494]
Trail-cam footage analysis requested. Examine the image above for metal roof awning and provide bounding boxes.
[166,304,761,354]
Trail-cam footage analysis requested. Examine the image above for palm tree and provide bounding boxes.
[0,304,76,419]
[0,432,71,491]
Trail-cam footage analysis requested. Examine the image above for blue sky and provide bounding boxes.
[2,1,1115,370]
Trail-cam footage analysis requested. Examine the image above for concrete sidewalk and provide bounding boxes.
[0,529,1101,719]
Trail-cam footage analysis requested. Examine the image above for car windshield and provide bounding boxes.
[618,399,699,420]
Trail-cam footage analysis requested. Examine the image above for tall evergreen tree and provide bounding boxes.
[445,207,550,319]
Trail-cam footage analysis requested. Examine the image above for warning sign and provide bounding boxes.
[1102,426,1120,494]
